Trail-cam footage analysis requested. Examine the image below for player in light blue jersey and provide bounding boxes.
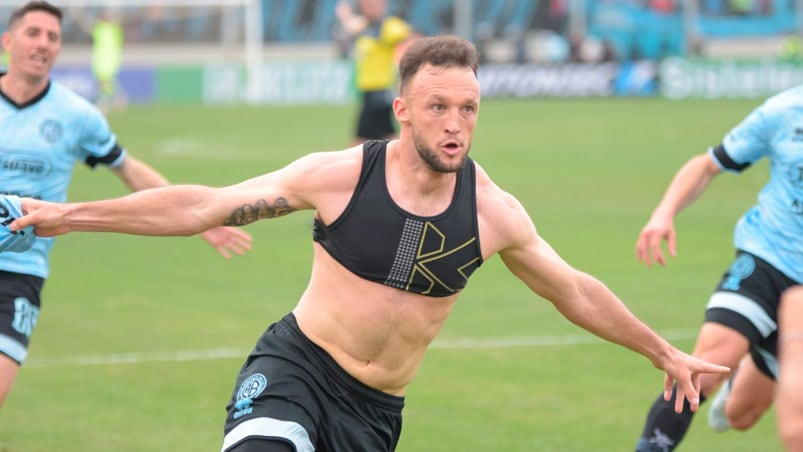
[633,84,803,451]
[0,1,253,407]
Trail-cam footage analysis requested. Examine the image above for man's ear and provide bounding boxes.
[393,96,410,125]
[1,32,10,53]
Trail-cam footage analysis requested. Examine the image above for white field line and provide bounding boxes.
[153,137,281,161]
[24,330,697,369]
[154,138,245,160]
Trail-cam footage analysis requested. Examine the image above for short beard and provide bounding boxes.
[412,130,468,173]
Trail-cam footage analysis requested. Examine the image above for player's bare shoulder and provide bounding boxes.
[473,161,536,256]
[296,145,364,191]
[291,144,365,222]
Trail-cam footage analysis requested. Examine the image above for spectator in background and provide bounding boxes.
[334,0,414,146]
[570,35,610,63]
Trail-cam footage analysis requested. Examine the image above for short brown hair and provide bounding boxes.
[8,1,62,29]
[398,35,479,94]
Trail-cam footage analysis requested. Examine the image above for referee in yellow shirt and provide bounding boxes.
[336,0,414,145]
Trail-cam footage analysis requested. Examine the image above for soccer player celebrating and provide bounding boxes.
[12,35,728,450]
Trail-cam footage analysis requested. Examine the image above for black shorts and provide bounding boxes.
[0,270,45,364]
[356,90,396,140]
[704,250,798,379]
[222,313,404,452]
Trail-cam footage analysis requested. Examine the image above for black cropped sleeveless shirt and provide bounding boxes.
[312,140,483,297]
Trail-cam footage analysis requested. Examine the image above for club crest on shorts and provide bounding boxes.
[724,254,756,291]
[233,373,267,419]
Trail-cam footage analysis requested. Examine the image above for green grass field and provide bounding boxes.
[0,97,784,451]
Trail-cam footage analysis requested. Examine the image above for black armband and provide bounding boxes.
[711,144,751,172]
[85,143,123,169]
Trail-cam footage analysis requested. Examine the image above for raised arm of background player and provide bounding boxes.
[635,153,721,267]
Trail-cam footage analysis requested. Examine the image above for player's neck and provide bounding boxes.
[0,72,48,105]
[386,140,458,215]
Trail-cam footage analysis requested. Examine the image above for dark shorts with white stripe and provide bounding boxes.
[705,250,798,380]
[222,313,404,452]
[0,270,44,364]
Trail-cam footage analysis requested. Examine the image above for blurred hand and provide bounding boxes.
[200,226,253,259]
[635,214,676,267]
[335,0,353,21]
[335,0,367,35]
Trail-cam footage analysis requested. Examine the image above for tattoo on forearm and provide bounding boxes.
[223,198,296,226]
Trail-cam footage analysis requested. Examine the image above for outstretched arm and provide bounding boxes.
[635,153,721,267]
[12,184,243,237]
[485,187,729,412]
[110,154,252,258]
[12,156,312,238]
[13,149,358,241]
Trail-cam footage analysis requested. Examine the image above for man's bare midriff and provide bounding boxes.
[292,244,459,396]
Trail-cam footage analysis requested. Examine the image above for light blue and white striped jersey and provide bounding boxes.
[710,84,803,283]
[0,79,126,278]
